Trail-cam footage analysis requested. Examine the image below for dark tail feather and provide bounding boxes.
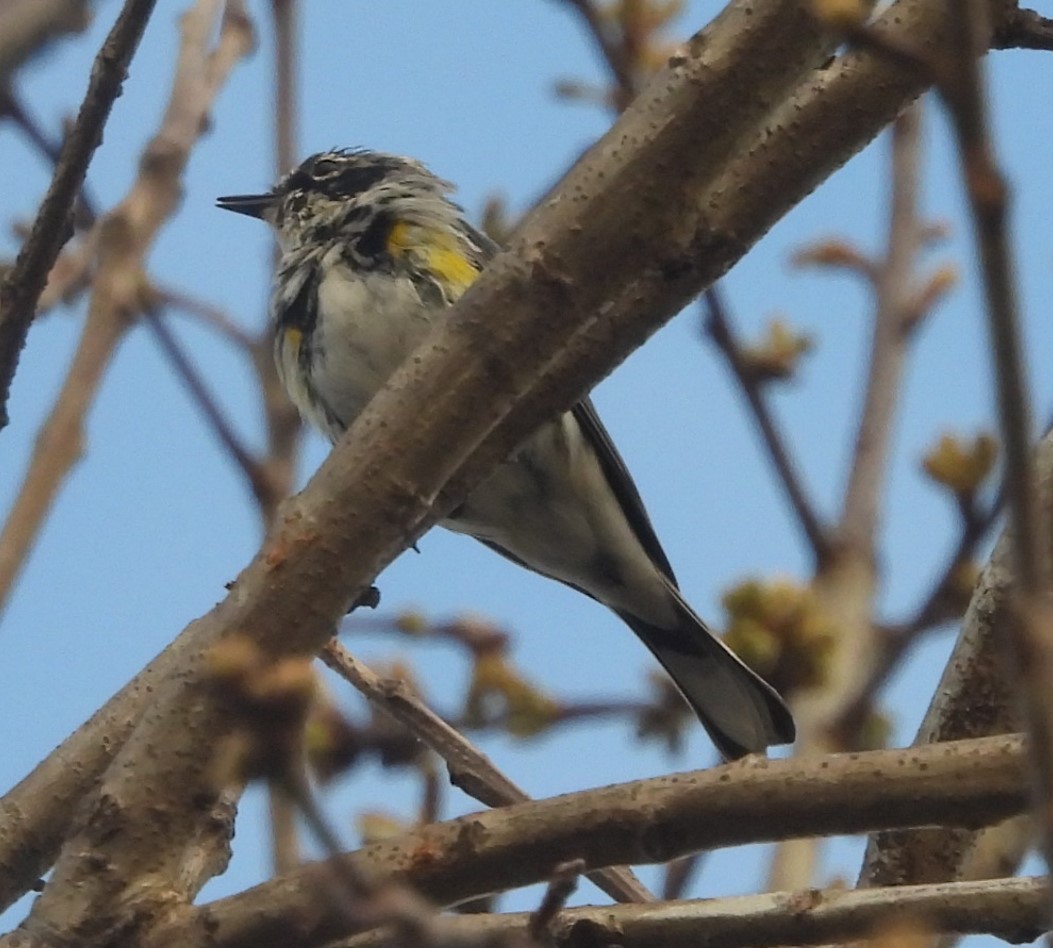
[619,590,795,760]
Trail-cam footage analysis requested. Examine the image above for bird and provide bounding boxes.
[217,148,795,759]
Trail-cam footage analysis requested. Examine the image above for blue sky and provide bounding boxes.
[1,0,1051,936]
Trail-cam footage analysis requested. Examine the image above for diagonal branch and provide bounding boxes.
[0,0,253,619]
[0,0,157,429]
[703,286,831,563]
[321,640,653,905]
[0,0,255,913]
[142,307,271,505]
[936,0,1053,897]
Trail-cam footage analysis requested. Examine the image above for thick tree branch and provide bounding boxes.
[336,876,1049,948]
[857,546,1018,886]
[0,0,157,429]
[155,734,1028,948]
[434,0,955,520]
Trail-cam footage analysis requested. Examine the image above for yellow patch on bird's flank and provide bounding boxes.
[279,326,313,413]
[387,220,478,292]
[284,327,303,352]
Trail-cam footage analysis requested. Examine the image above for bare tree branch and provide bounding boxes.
[6,4,847,938]
[0,0,255,912]
[0,0,253,617]
[435,0,949,526]
[941,0,1053,899]
[338,876,1049,948]
[560,0,638,108]
[856,431,1053,887]
[0,88,97,227]
[992,5,1053,50]
[769,98,927,891]
[0,0,94,81]
[321,640,653,905]
[263,0,302,877]
[0,0,157,429]
[155,284,255,349]
[142,307,271,504]
[703,286,831,563]
[157,734,1028,948]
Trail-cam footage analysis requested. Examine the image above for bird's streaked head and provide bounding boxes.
[217,148,455,253]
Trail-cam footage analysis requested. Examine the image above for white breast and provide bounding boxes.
[308,261,438,435]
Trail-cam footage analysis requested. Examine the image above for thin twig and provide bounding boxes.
[156,284,255,349]
[321,640,654,905]
[528,859,584,943]
[142,306,272,508]
[0,0,158,429]
[703,285,831,564]
[263,0,303,878]
[0,87,97,227]
[942,13,1039,589]
[0,0,254,619]
[901,492,1003,635]
[561,0,637,108]
[271,0,297,176]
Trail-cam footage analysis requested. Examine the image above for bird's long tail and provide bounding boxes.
[619,586,795,760]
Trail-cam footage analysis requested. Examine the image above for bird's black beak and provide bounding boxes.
[215,193,276,219]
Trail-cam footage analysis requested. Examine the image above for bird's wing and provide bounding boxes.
[456,219,678,586]
[571,397,678,585]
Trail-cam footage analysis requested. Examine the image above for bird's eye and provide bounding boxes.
[283,169,312,192]
[311,158,342,177]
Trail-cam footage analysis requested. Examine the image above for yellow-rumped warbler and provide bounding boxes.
[218,149,795,759]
